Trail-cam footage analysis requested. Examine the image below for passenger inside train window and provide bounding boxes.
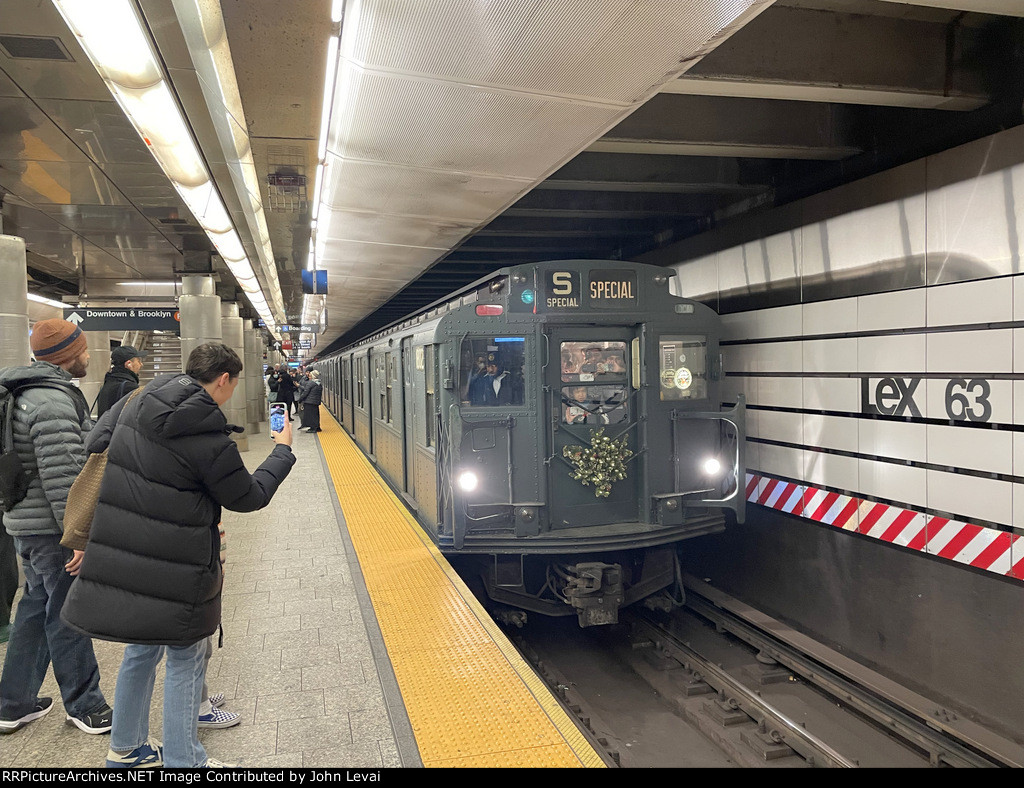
[461,337,525,406]
[561,385,629,425]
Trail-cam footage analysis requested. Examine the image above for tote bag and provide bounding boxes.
[61,387,142,551]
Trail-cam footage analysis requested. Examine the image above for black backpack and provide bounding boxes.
[0,381,87,512]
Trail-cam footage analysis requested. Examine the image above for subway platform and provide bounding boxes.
[0,408,603,768]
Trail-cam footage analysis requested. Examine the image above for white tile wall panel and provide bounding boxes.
[859,458,926,507]
[718,244,759,294]
[745,408,760,440]
[803,413,858,453]
[762,230,801,284]
[926,277,1013,327]
[756,409,802,444]
[722,344,759,374]
[857,288,927,332]
[927,470,1012,526]
[805,451,858,491]
[858,333,926,374]
[1014,329,1024,373]
[755,340,804,373]
[1016,380,1024,425]
[859,419,926,462]
[803,297,857,335]
[926,162,1024,282]
[672,254,718,301]
[721,305,802,341]
[802,198,926,279]
[1015,432,1024,477]
[925,378,1012,423]
[744,439,761,473]
[926,424,1013,476]
[927,329,1013,374]
[721,376,747,404]
[803,337,857,373]
[757,376,803,409]
[1014,275,1024,321]
[802,377,859,413]
[758,443,804,480]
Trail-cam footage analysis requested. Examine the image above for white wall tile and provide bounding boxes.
[803,338,856,373]
[744,439,761,473]
[756,409,802,444]
[803,377,860,413]
[722,344,758,374]
[758,443,804,480]
[757,376,803,409]
[859,419,926,462]
[721,305,802,341]
[925,378,1011,423]
[927,470,1012,526]
[803,413,858,453]
[1014,275,1024,321]
[804,298,857,336]
[926,424,1013,476]
[755,340,803,373]
[858,334,926,374]
[1015,432,1024,478]
[927,277,1013,327]
[671,253,718,300]
[859,459,926,506]
[804,451,858,490]
[857,288,926,332]
[927,329,1013,374]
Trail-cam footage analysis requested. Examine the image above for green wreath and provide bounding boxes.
[562,428,633,498]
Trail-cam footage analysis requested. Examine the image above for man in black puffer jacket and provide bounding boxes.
[62,343,295,768]
[95,345,144,417]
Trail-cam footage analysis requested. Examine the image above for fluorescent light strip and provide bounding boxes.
[52,0,280,340]
[28,293,68,309]
[318,35,340,162]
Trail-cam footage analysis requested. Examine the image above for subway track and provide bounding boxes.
[501,576,1024,768]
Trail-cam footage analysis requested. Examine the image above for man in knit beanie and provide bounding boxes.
[0,318,112,735]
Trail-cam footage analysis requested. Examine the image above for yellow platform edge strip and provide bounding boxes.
[317,406,605,769]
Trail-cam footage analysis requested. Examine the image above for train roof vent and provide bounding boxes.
[0,35,73,61]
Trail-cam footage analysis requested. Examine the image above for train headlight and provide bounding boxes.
[457,471,479,492]
[702,457,722,477]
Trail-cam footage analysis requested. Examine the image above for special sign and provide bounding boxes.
[587,270,637,308]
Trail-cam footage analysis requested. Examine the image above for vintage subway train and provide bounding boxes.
[315,260,745,626]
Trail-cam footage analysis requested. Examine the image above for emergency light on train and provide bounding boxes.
[475,304,504,316]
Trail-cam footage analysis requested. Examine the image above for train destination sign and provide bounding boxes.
[588,270,637,307]
[63,308,181,334]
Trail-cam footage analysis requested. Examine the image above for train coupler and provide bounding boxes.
[564,562,624,627]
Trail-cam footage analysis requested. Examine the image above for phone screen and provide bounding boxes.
[270,403,286,434]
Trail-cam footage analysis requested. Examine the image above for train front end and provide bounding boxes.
[440,261,745,626]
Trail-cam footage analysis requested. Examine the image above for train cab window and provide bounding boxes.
[424,345,437,447]
[461,337,525,407]
[562,384,629,426]
[560,341,628,383]
[659,336,708,400]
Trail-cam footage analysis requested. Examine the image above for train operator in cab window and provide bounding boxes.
[469,352,523,406]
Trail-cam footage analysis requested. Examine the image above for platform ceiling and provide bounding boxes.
[1,0,1021,356]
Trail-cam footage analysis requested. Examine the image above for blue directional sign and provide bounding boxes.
[64,308,181,333]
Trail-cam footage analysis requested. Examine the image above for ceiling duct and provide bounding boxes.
[0,34,73,61]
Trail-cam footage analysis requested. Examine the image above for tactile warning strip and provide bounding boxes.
[317,408,604,768]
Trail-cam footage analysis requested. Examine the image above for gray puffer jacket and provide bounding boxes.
[0,362,91,537]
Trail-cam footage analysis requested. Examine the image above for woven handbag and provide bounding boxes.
[61,387,142,551]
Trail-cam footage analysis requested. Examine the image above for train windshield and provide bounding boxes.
[461,336,526,407]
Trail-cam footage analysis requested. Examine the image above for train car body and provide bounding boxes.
[318,260,744,626]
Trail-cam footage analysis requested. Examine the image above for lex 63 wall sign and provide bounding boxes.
[861,377,993,422]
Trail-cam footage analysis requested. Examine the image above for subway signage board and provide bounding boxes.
[512,268,640,313]
[63,307,181,333]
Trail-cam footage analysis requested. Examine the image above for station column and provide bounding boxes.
[221,302,248,452]
[243,325,262,434]
[0,235,30,368]
[179,274,221,368]
[80,331,110,415]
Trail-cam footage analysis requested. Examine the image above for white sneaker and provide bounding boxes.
[205,757,237,768]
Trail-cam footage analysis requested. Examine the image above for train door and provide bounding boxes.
[546,327,640,529]
[401,337,415,498]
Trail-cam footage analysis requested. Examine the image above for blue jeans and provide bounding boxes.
[0,534,106,720]
[111,641,207,767]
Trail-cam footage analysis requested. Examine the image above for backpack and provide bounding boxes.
[0,381,87,512]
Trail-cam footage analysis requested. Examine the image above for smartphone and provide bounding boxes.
[270,403,286,435]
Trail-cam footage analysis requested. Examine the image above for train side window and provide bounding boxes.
[659,336,708,400]
[561,385,629,425]
[424,345,436,447]
[560,341,627,383]
[460,337,525,407]
[385,352,395,424]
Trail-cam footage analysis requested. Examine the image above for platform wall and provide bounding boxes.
[638,123,1024,734]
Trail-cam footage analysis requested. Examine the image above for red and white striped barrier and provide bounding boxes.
[745,473,1024,580]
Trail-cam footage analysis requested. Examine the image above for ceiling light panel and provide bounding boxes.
[318,210,475,248]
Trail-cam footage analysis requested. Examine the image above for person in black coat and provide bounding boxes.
[95,345,144,417]
[296,370,323,432]
[62,343,295,768]
[275,367,298,419]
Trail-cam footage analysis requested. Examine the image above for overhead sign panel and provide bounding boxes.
[64,308,180,333]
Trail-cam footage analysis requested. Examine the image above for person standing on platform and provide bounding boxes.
[0,318,113,735]
[275,366,298,420]
[95,345,145,417]
[296,370,322,433]
[61,342,295,768]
